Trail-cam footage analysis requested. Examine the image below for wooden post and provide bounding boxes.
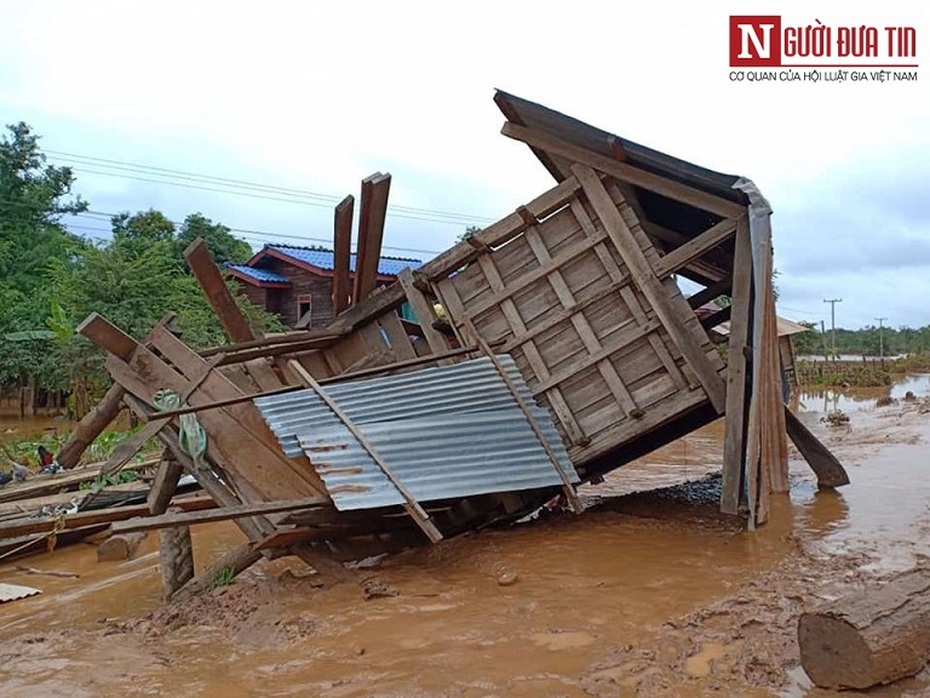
[147,453,185,515]
[799,570,930,690]
[332,195,354,315]
[158,506,194,600]
[184,237,255,343]
[353,173,391,304]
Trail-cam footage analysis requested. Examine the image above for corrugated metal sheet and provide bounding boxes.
[255,356,579,511]
[225,264,290,284]
[0,582,41,604]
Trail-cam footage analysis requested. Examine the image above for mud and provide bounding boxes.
[2,376,930,697]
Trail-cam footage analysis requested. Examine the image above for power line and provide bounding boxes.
[45,150,496,225]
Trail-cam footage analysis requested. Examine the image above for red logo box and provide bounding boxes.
[730,15,782,66]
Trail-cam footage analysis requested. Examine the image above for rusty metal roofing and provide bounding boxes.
[254,356,579,511]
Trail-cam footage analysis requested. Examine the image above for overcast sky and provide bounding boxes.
[1,1,927,329]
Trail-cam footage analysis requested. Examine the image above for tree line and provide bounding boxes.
[0,122,282,416]
[791,322,930,357]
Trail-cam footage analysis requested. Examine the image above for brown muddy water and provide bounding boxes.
[2,376,930,697]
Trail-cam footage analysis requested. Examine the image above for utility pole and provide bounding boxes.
[821,320,828,360]
[823,298,842,359]
[875,317,888,360]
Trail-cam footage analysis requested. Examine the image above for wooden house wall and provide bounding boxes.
[428,175,726,469]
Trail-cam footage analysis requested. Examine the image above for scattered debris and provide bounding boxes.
[821,409,851,428]
[362,578,399,600]
[0,581,41,604]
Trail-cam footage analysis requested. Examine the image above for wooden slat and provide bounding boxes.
[502,122,745,218]
[286,360,444,544]
[110,497,328,534]
[243,358,284,391]
[184,237,255,343]
[523,225,640,418]
[333,195,354,314]
[463,228,610,319]
[532,319,662,395]
[0,496,215,539]
[569,198,688,392]
[77,312,138,361]
[354,173,391,303]
[573,164,728,413]
[653,218,738,278]
[463,319,583,514]
[720,217,753,515]
[688,277,734,309]
[379,312,417,361]
[784,408,850,487]
[397,268,451,355]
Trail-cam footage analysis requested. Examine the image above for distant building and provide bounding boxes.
[225,244,422,329]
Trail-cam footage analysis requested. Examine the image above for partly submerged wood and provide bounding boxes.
[784,408,850,487]
[798,570,930,689]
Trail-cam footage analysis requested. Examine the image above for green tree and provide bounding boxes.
[176,212,252,266]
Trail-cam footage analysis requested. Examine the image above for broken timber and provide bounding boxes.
[59,90,852,599]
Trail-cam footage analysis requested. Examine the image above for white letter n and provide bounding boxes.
[738,24,774,58]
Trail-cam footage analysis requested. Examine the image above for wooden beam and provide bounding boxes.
[502,122,745,218]
[720,218,753,515]
[397,268,450,355]
[333,195,354,314]
[653,219,738,278]
[784,407,850,487]
[286,359,444,544]
[0,496,215,539]
[200,330,343,357]
[173,543,262,602]
[184,237,255,343]
[572,164,727,413]
[110,496,329,534]
[688,277,733,309]
[354,173,391,304]
[57,383,126,469]
[699,305,732,331]
[77,312,138,360]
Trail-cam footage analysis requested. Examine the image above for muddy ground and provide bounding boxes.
[2,380,930,697]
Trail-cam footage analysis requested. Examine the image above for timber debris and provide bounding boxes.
[5,91,849,600]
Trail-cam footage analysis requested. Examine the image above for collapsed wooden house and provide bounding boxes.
[53,91,848,596]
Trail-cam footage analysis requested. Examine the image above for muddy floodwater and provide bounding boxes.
[2,376,930,696]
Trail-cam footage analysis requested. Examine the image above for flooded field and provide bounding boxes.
[2,376,930,696]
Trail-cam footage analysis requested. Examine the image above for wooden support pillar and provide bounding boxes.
[721,217,752,515]
[147,453,184,515]
[184,237,255,343]
[332,195,354,315]
[158,506,194,600]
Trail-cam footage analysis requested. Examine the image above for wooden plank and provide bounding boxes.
[333,195,354,314]
[0,459,158,505]
[688,277,734,309]
[200,330,343,358]
[183,237,255,343]
[379,312,417,361]
[463,318,583,514]
[111,497,329,534]
[700,305,732,331]
[502,122,744,218]
[532,319,662,395]
[721,217,753,515]
[573,164,728,413]
[0,496,215,539]
[784,407,850,487]
[148,455,184,515]
[444,255,590,446]
[569,199,688,392]
[462,228,610,319]
[77,312,138,360]
[286,360,444,544]
[397,268,451,355]
[99,352,224,477]
[354,173,391,303]
[523,226,640,418]
[653,218,738,278]
[243,358,284,391]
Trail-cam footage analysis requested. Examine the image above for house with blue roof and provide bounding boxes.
[226,244,422,329]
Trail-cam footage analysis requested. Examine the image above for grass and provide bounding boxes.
[208,565,235,591]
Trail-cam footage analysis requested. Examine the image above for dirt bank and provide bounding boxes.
[2,395,930,697]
